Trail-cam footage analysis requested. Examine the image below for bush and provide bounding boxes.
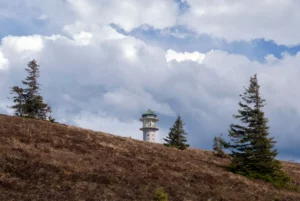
[273,196,281,201]
[228,165,293,189]
[213,134,226,158]
[48,115,56,123]
[154,188,168,201]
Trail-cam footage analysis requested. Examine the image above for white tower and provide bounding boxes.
[140,109,159,142]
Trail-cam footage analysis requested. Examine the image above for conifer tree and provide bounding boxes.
[9,60,52,120]
[227,74,290,186]
[163,115,189,150]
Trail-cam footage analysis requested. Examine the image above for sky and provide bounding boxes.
[0,0,300,162]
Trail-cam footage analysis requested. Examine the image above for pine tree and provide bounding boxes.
[9,60,52,120]
[213,134,226,158]
[163,115,189,150]
[227,74,290,186]
[9,86,25,116]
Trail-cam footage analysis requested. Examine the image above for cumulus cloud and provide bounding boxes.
[103,88,175,117]
[1,0,300,161]
[4,0,300,46]
[63,23,125,42]
[66,0,179,32]
[165,49,206,63]
[1,35,44,54]
[0,0,75,35]
[181,0,300,45]
[0,30,174,128]
[1,29,300,162]
[0,51,9,70]
[72,31,93,46]
[2,0,180,37]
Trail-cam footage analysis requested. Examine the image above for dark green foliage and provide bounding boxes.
[9,86,25,116]
[9,60,52,120]
[163,115,189,150]
[154,188,168,201]
[273,197,281,201]
[227,74,291,187]
[213,134,226,158]
[48,115,56,123]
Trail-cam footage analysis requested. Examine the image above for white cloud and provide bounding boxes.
[1,35,44,53]
[3,0,300,46]
[103,88,175,117]
[72,31,93,46]
[63,23,125,42]
[181,0,300,45]
[1,0,300,160]
[165,49,206,63]
[66,0,179,32]
[0,51,9,70]
[0,0,76,35]
[0,31,174,121]
[0,32,299,159]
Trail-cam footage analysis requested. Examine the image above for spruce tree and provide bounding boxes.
[9,60,52,120]
[227,74,290,186]
[163,115,189,150]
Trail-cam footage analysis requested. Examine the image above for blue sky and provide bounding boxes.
[2,0,300,63]
[1,0,300,162]
[2,19,300,63]
[128,26,300,62]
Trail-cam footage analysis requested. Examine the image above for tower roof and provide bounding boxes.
[142,109,157,117]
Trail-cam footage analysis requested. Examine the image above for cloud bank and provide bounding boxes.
[180,0,300,45]
[0,0,300,161]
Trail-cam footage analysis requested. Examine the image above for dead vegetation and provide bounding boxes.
[0,114,299,201]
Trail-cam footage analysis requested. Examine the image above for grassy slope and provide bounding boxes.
[0,114,299,201]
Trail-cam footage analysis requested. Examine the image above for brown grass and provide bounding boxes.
[0,114,299,201]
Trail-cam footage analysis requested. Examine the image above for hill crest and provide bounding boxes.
[0,114,300,201]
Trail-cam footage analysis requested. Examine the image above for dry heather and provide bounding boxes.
[0,114,299,201]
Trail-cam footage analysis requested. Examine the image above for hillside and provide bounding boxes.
[0,114,300,201]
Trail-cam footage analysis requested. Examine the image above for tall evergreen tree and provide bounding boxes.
[227,74,290,186]
[9,60,52,120]
[163,115,189,150]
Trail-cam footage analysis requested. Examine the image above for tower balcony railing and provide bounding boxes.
[143,125,157,128]
[140,126,159,131]
[139,116,159,121]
